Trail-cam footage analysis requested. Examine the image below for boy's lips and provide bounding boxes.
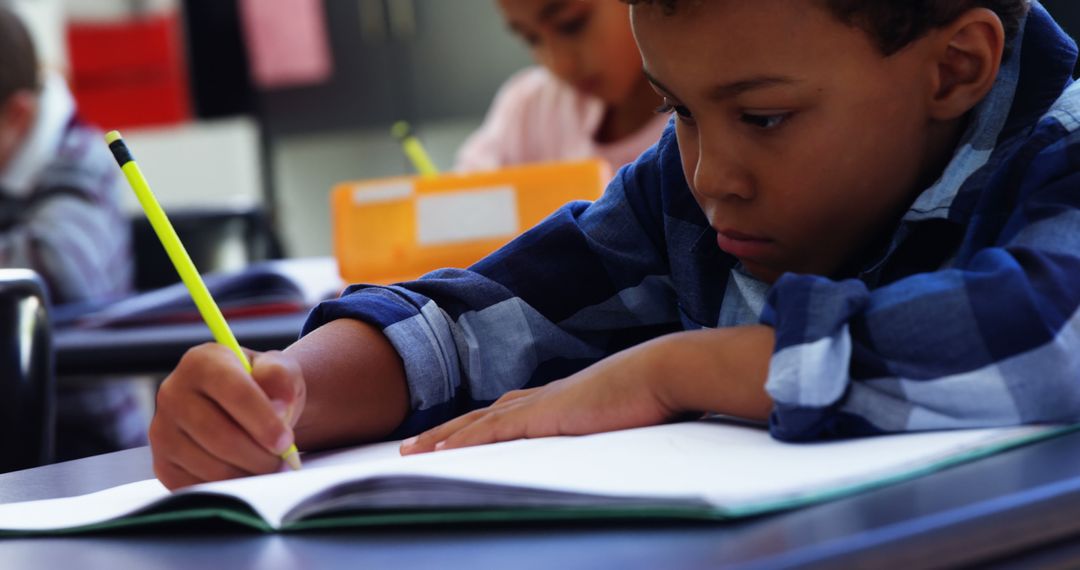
[716,229,774,260]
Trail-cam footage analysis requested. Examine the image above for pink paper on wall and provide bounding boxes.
[239,0,333,89]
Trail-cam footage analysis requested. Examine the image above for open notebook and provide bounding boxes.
[0,419,1070,535]
[63,257,344,328]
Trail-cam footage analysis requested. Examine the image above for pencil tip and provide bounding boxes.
[282,445,303,471]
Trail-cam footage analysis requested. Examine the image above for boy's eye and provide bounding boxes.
[741,113,789,130]
[655,101,694,121]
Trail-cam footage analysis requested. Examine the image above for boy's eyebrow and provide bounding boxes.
[643,69,803,101]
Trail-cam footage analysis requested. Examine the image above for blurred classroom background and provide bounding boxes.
[9,0,531,264]
[11,0,1080,270]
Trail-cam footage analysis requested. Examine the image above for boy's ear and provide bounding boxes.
[925,8,1006,122]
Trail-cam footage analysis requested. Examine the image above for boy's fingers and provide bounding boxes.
[400,408,489,455]
[251,350,306,426]
[493,388,536,405]
[200,375,295,457]
[240,347,261,363]
[150,419,244,490]
[153,455,203,491]
[413,391,545,453]
[153,343,296,489]
[174,393,284,475]
[435,414,508,451]
[170,429,254,483]
[177,343,295,458]
[441,404,559,451]
[411,395,563,454]
[165,429,253,484]
[150,423,200,490]
[400,394,542,455]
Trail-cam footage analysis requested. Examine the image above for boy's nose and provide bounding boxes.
[692,146,754,202]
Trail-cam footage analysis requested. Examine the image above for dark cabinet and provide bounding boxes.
[259,0,531,135]
[406,0,532,121]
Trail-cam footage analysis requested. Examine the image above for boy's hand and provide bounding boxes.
[149,343,306,490]
[399,326,774,455]
[399,334,685,455]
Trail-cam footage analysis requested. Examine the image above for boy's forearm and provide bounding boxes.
[653,325,775,421]
[285,319,410,450]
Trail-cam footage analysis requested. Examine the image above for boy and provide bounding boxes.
[150,0,1080,489]
[0,6,144,460]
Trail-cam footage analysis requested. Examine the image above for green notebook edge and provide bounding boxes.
[0,508,273,537]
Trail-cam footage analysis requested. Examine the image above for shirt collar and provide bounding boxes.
[0,72,75,198]
[903,3,1076,223]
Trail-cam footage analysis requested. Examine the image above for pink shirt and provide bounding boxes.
[455,67,670,175]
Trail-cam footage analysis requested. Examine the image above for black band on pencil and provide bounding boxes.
[108,139,134,167]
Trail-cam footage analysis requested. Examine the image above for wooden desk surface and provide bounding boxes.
[4,432,1080,569]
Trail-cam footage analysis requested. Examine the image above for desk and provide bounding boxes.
[4,433,1080,568]
[55,311,309,376]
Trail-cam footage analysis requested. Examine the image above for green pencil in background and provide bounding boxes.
[104,130,302,472]
[392,121,439,177]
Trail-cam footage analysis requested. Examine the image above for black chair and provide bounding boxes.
[0,269,54,473]
[131,207,284,292]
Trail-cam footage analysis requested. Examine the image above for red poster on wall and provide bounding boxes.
[67,11,192,129]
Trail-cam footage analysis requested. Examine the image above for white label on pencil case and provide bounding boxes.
[351,181,415,204]
[416,186,519,245]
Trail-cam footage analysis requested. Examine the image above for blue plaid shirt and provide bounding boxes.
[306,3,1080,441]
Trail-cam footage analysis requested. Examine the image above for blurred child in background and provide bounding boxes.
[0,4,147,460]
[455,0,668,174]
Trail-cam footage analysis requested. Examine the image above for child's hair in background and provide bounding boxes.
[624,0,1030,56]
[0,5,38,103]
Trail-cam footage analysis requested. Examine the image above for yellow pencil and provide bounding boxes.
[104,130,301,471]
[391,121,439,178]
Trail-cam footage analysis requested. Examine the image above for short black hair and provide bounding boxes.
[0,5,39,104]
[623,0,1031,56]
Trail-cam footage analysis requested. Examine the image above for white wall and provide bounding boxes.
[272,118,479,257]
[61,0,176,21]
[8,0,66,72]
[120,117,264,212]
[7,0,179,75]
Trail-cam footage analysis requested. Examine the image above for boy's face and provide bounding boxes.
[632,1,954,283]
[498,0,644,105]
